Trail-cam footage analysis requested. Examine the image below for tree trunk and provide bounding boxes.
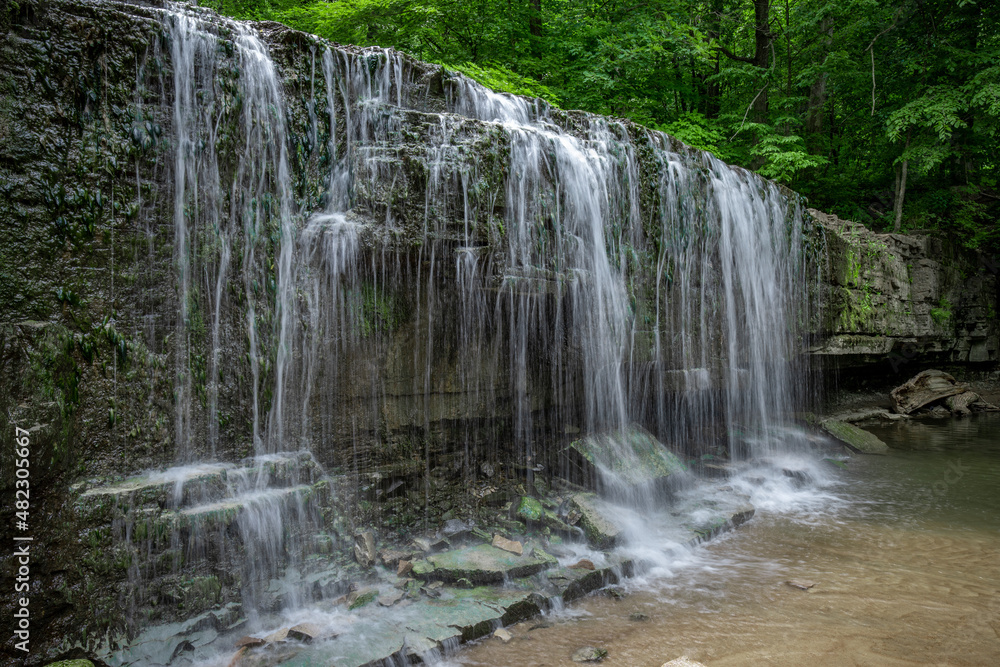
[529,0,542,39]
[806,17,833,136]
[718,0,772,121]
[705,0,723,118]
[893,135,910,233]
[751,0,771,120]
[893,160,908,232]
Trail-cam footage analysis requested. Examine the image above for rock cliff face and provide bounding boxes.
[809,209,999,381]
[0,0,997,662]
[0,0,817,489]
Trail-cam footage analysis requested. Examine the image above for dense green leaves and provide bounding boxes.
[206,0,1000,251]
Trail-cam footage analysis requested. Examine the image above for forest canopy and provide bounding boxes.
[203,0,1000,251]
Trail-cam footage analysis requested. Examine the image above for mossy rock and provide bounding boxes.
[411,543,552,583]
[348,589,378,610]
[565,425,686,494]
[514,496,543,522]
[569,494,623,549]
[822,419,889,454]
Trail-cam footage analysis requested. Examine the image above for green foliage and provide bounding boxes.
[206,0,1000,252]
[659,113,728,158]
[446,62,559,104]
[930,298,953,325]
[746,127,829,182]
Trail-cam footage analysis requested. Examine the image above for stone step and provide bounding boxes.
[76,476,333,570]
[74,452,325,522]
[178,484,319,526]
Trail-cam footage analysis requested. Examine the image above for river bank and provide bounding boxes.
[450,413,1000,667]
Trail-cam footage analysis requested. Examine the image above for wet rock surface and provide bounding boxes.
[809,210,999,374]
[570,493,625,549]
[821,419,890,454]
[412,543,548,583]
[72,474,758,666]
[564,426,687,497]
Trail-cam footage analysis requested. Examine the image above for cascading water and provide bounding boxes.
[94,5,341,641]
[77,1,825,662]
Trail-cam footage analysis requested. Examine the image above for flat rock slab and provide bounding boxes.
[412,543,552,583]
[686,504,755,544]
[549,558,636,603]
[565,425,686,494]
[891,369,967,414]
[822,419,889,454]
[272,590,544,667]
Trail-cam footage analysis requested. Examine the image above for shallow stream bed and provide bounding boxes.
[451,415,1000,666]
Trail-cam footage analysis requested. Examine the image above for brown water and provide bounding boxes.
[453,415,1000,666]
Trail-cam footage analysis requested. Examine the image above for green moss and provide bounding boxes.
[822,419,889,454]
[348,589,378,610]
[354,283,404,338]
[930,297,952,325]
[514,496,543,522]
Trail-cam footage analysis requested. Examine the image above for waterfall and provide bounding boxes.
[169,11,219,462]
[85,0,818,650]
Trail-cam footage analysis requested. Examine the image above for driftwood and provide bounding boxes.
[945,391,980,416]
[890,370,968,414]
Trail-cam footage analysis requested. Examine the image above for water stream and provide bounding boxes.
[450,414,1000,666]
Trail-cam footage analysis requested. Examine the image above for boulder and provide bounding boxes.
[287,623,324,642]
[347,589,378,610]
[563,425,686,498]
[354,531,377,568]
[235,636,266,648]
[379,549,410,568]
[413,534,450,553]
[661,659,706,667]
[441,518,471,538]
[514,496,544,523]
[264,627,289,643]
[891,370,968,414]
[569,494,624,549]
[822,419,889,454]
[378,590,404,607]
